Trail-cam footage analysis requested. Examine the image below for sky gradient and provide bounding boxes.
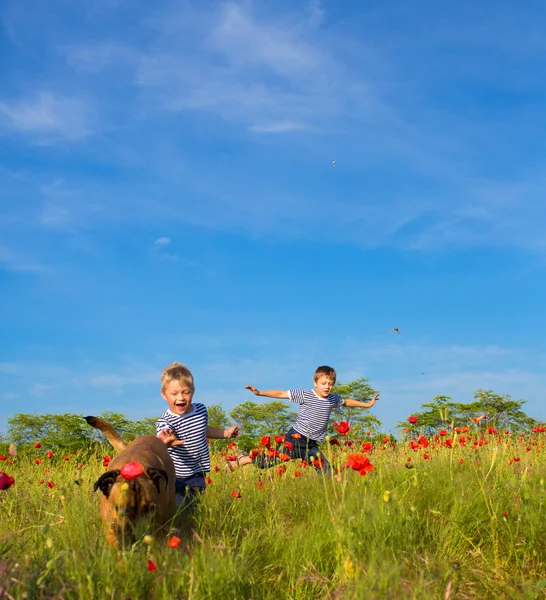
[1,0,545,435]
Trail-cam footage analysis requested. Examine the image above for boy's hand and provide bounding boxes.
[245,385,260,396]
[224,425,240,439]
[158,428,185,447]
[370,393,380,405]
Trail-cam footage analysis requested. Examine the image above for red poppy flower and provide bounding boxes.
[439,429,447,437]
[249,449,261,459]
[346,454,374,476]
[284,441,293,452]
[168,536,181,548]
[231,490,242,498]
[206,477,213,485]
[47,481,55,488]
[46,451,53,459]
[294,471,302,477]
[120,461,145,480]
[63,456,69,461]
[274,465,287,476]
[0,457,6,461]
[256,480,264,490]
[226,455,237,462]
[103,455,111,463]
[382,437,390,444]
[227,441,236,450]
[333,422,350,436]
[274,435,285,444]
[214,466,220,473]
[261,436,271,448]
[39,478,45,484]
[408,416,418,424]
[278,453,291,462]
[313,456,325,469]
[35,458,42,465]
[329,438,340,446]
[423,453,432,460]
[147,559,157,572]
[292,433,302,439]
[34,442,42,449]
[0,472,15,490]
[503,511,509,517]
[459,459,464,464]
[361,442,373,453]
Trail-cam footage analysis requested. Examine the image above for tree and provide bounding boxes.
[330,378,382,436]
[229,401,296,440]
[7,413,95,449]
[395,390,538,436]
[466,389,536,432]
[207,404,229,429]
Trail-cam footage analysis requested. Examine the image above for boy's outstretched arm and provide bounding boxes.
[245,385,289,399]
[343,393,380,409]
[206,425,239,439]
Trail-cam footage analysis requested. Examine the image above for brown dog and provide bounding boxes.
[86,416,176,546]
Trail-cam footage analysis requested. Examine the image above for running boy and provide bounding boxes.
[156,362,239,505]
[237,365,379,475]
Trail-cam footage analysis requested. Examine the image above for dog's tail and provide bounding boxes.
[85,416,128,453]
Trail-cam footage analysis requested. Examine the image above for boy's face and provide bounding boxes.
[161,379,194,415]
[314,375,335,398]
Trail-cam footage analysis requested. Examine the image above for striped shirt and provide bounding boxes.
[156,403,210,478]
[288,389,344,441]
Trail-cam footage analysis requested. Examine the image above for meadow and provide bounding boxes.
[0,425,544,600]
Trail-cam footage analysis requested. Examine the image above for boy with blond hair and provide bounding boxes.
[236,365,379,475]
[156,362,239,505]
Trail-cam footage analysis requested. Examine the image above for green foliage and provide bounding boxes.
[331,378,382,436]
[207,404,229,429]
[7,413,95,450]
[396,390,538,435]
[229,401,296,439]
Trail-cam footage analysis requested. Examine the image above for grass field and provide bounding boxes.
[0,427,545,599]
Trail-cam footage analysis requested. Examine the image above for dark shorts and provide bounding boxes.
[253,427,331,475]
[175,472,206,510]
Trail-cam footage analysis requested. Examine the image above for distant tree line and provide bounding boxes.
[1,380,542,454]
[395,389,540,436]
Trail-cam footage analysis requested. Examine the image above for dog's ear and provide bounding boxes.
[146,468,169,493]
[93,470,121,497]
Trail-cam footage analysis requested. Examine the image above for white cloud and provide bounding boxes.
[154,236,171,246]
[0,92,92,141]
[248,121,308,134]
[0,245,48,273]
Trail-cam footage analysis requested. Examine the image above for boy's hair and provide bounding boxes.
[161,362,195,392]
[314,365,336,382]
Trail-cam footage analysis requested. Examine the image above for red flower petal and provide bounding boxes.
[120,461,145,480]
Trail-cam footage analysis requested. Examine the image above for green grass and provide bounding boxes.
[0,433,545,599]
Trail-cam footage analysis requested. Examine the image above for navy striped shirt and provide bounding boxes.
[156,403,210,478]
[288,389,344,441]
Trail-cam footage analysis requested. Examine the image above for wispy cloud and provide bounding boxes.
[154,237,171,246]
[248,121,308,134]
[0,244,48,273]
[0,92,92,142]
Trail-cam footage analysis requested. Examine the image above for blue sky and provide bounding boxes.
[1,0,545,435]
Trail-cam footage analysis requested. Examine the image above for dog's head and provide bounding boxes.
[94,468,170,537]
